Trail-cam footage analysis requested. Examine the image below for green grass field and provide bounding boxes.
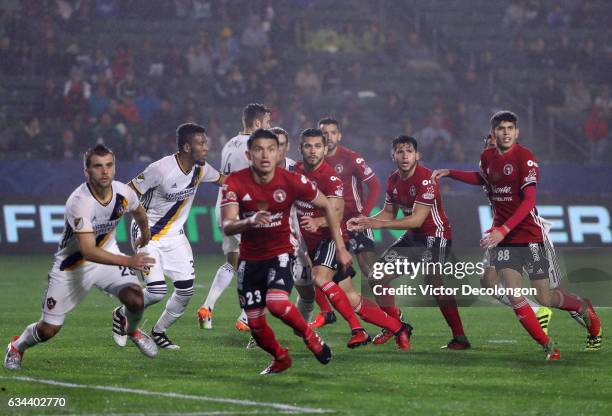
[1,254,611,415]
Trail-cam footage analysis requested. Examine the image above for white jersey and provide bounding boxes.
[283,157,296,171]
[131,154,220,240]
[220,133,251,175]
[55,181,140,271]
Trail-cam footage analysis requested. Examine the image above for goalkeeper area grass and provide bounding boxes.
[1,254,610,415]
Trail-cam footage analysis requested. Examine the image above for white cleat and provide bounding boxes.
[4,337,23,371]
[112,307,128,347]
[197,306,213,329]
[129,330,158,358]
[151,330,180,350]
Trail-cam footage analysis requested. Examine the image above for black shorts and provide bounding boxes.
[348,229,375,254]
[380,233,451,265]
[236,253,295,309]
[491,243,550,280]
[309,239,356,283]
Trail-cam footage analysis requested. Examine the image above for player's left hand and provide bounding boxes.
[300,216,320,232]
[347,216,365,232]
[354,217,381,230]
[336,247,353,272]
[135,229,151,248]
[480,227,507,248]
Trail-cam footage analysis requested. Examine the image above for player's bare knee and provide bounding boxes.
[121,285,145,311]
[37,321,62,341]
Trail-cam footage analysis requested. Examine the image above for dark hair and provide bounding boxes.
[300,128,326,145]
[84,144,115,168]
[243,103,271,129]
[176,122,206,151]
[391,135,418,152]
[270,127,289,142]
[490,111,518,129]
[247,128,279,149]
[318,117,340,130]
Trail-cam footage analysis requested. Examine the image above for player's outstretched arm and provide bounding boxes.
[311,193,352,271]
[355,202,430,231]
[347,202,398,232]
[221,204,271,235]
[75,232,155,271]
[131,204,151,248]
[431,169,484,186]
[362,175,381,217]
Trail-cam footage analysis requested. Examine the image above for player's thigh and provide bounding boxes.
[137,242,165,284]
[161,237,196,284]
[40,267,95,326]
[236,259,267,310]
[92,262,140,298]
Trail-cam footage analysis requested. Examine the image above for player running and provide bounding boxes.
[311,117,381,328]
[220,128,348,374]
[197,103,271,331]
[431,111,601,359]
[295,129,411,350]
[111,123,222,350]
[4,145,156,370]
[349,135,470,350]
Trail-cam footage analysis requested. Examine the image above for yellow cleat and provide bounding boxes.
[197,307,213,329]
[535,307,553,335]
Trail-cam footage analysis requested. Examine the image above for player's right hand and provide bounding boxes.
[247,210,272,226]
[336,247,353,272]
[127,252,155,272]
[430,169,450,182]
[347,216,366,232]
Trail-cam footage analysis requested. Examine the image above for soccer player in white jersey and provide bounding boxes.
[4,145,156,370]
[197,103,270,331]
[111,123,222,350]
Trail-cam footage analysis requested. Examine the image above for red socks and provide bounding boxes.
[314,285,333,313]
[246,308,284,358]
[320,281,362,330]
[355,296,402,333]
[556,289,583,313]
[266,290,312,338]
[513,298,549,346]
[435,295,466,337]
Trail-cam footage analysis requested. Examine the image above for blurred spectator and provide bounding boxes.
[416,110,453,156]
[85,47,112,83]
[95,0,118,19]
[89,83,112,120]
[362,22,385,52]
[338,22,360,53]
[241,15,268,49]
[135,85,161,124]
[584,105,609,165]
[187,42,213,76]
[547,5,570,28]
[164,46,188,79]
[215,65,246,103]
[535,76,564,117]
[111,42,133,84]
[58,128,77,159]
[15,115,51,158]
[295,63,322,96]
[63,67,91,121]
[39,78,64,121]
[527,37,551,68]
[560,79,592,116]
[116,93,140,125]
[92,111,123,152]
[551,33,576,70]
[402,31,432,62]
[36,42,73,77]
[116,69,139,99]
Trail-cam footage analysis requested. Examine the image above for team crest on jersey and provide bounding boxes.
[334,164,344,174]
[74,217,83,231]
[503,164,514,175]
[409,186,416,197]
[135,173,145,183]
[46,297,57,310]
[273,189,286,203]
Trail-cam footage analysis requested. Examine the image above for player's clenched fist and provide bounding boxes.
[127,252,155,271]
[346,215,366,232]
[247,210,272,226]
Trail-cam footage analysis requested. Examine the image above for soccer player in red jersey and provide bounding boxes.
[310,117,381,328]
[220,128,352,374]
[349,136,470,350]
[294,129,411,350]
[432,111,602,359]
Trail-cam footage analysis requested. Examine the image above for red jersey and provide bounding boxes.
[385,165,452,240]
[294,161,348,252]
[221,167,318,260]
[325,145,376,220]
[479,143,543,243]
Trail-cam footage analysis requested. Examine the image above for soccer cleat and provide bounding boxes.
[372,328,394,345]
[112,306,128,347]
[235,318,250,332]
[585,334,602,351]
[535,307,553,335]
[304,331,332,365]
[151,330,180,350]
[394,323,413,352]
[246,336,258,349]
[442,335,471,350]
[544,341,561,361]
[260,349,292,375]
[129,330,158,358]
[197,306,213,329]
[309,311,337,329]
[347,328,371,349]
[581,300,601,338]
[4,336,23,371]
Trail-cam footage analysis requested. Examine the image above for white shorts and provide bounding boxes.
[42,244,139,326]
[131,229,195,285]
